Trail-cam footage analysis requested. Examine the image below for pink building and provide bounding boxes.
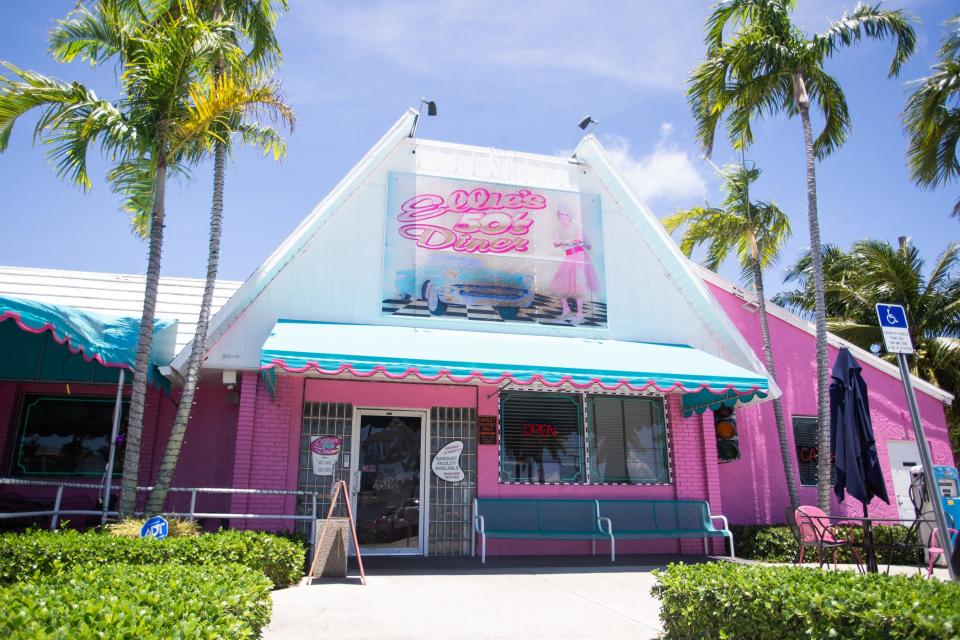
[0,110,953,557]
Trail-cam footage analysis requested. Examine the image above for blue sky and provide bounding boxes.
[0,1,957,294]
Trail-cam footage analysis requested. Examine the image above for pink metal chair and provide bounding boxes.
[927,527,958,579]
[794,505,862,569]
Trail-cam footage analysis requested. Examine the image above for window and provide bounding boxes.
[588,396,669,484]
[793,416,820,486]
[498,392,671,485]
[499,392,584,483]
[13,395,128,477]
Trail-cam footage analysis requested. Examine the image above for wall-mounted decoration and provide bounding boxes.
[478,415,497,445]
[431,440,465,483]
[311,435,344,476]
[383,173,607,328]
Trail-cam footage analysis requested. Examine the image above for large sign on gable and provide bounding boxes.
[382,173,607,328]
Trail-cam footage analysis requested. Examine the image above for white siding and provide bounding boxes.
[0,266,241,353]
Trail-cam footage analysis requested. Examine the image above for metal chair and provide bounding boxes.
[784,506,806,564]
[795,505,862,570]
[927,527,959,579]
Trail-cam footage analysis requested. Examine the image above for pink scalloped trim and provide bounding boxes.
[261,359,763,397]
[0,310,128,369]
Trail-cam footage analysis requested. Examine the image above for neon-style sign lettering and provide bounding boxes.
[522,423,558,437]
[395,187,545,255]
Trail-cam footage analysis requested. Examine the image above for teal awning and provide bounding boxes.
[260,321,770,416]
[0,294,177,385]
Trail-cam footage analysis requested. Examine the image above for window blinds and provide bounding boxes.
[589,396,668,484]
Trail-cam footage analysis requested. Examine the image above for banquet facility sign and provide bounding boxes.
[382,173,608,328]
[310,435,343,476]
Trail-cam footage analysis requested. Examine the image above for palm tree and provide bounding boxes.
[663,161,798,508]
[145,0,292,515]
[1,2,289,515]
[688,0,916,512]
[904,15,960,218]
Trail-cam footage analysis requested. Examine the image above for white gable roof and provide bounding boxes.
[174,109,776,400]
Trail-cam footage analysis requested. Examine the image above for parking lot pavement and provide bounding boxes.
[264,560,668,640]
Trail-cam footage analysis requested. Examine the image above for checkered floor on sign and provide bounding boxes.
[381,294,608,327]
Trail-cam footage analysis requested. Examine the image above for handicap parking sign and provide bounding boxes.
[875,304,913,354]
[140,515,169,540]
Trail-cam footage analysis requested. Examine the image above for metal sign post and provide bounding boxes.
[877,304,957,581]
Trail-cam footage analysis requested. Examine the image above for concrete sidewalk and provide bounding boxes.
[264,556,678,640]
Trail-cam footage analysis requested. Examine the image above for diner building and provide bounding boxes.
[0,109,954,557]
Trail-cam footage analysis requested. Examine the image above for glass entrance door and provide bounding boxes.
[351,412,424,555]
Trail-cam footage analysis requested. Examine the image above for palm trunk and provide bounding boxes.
[752,258,800,509]
[795,71,832,514]
[119,159,167,517]
[145,140,226,514]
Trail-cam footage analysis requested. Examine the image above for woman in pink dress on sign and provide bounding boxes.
[550,207,600,324]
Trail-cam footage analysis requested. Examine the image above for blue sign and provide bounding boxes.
[140,515,169,540]
[876,303,908,328]
[876,303,914,354]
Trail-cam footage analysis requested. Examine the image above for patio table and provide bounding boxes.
[818,514,935,574]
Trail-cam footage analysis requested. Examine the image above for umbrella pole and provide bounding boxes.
[862,501,877,573]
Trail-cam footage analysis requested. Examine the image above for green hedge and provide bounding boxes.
[730,525,797,562]
[0,563,272,639]
[653,562,960,639]
[0,529,306,588]
[730,524,921,566]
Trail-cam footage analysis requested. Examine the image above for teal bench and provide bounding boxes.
[472,498,614,563]
[597,499,734,557]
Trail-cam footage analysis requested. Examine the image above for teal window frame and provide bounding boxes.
[13,394,128,478]
[586,395,670,485]
[498,391,585,484]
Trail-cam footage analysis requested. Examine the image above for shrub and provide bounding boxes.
[106,517,201,538]
[0,529,305,588]
[0,563,272,639]
[730,525,797,562]
[653,562,960,639]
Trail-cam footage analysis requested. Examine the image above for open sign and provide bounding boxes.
[522,423,558,437]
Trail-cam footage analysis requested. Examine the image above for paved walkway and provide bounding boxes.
[263,556,952,639]
[264,556,678,640]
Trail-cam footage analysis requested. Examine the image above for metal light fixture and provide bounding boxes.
[410,98,438,137]
[578,115,598,131]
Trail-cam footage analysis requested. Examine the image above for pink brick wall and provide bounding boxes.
[228,376,721,556]
[230,372,304,530]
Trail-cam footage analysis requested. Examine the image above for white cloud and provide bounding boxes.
[602,124,708,206]
[292,0,706,90]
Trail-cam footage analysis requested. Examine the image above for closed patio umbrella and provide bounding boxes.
[830,347,889,572]
[830,348,889,509]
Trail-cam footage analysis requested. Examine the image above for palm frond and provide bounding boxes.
[814,3,917,77]
[108,156,156,237]
[825,319,883,350]
[49,0,133,66]
[234,122,286,159]
[169,71,293,161]
[0,62,135,188]
[802,67,851,159]
[903,59,960,189]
